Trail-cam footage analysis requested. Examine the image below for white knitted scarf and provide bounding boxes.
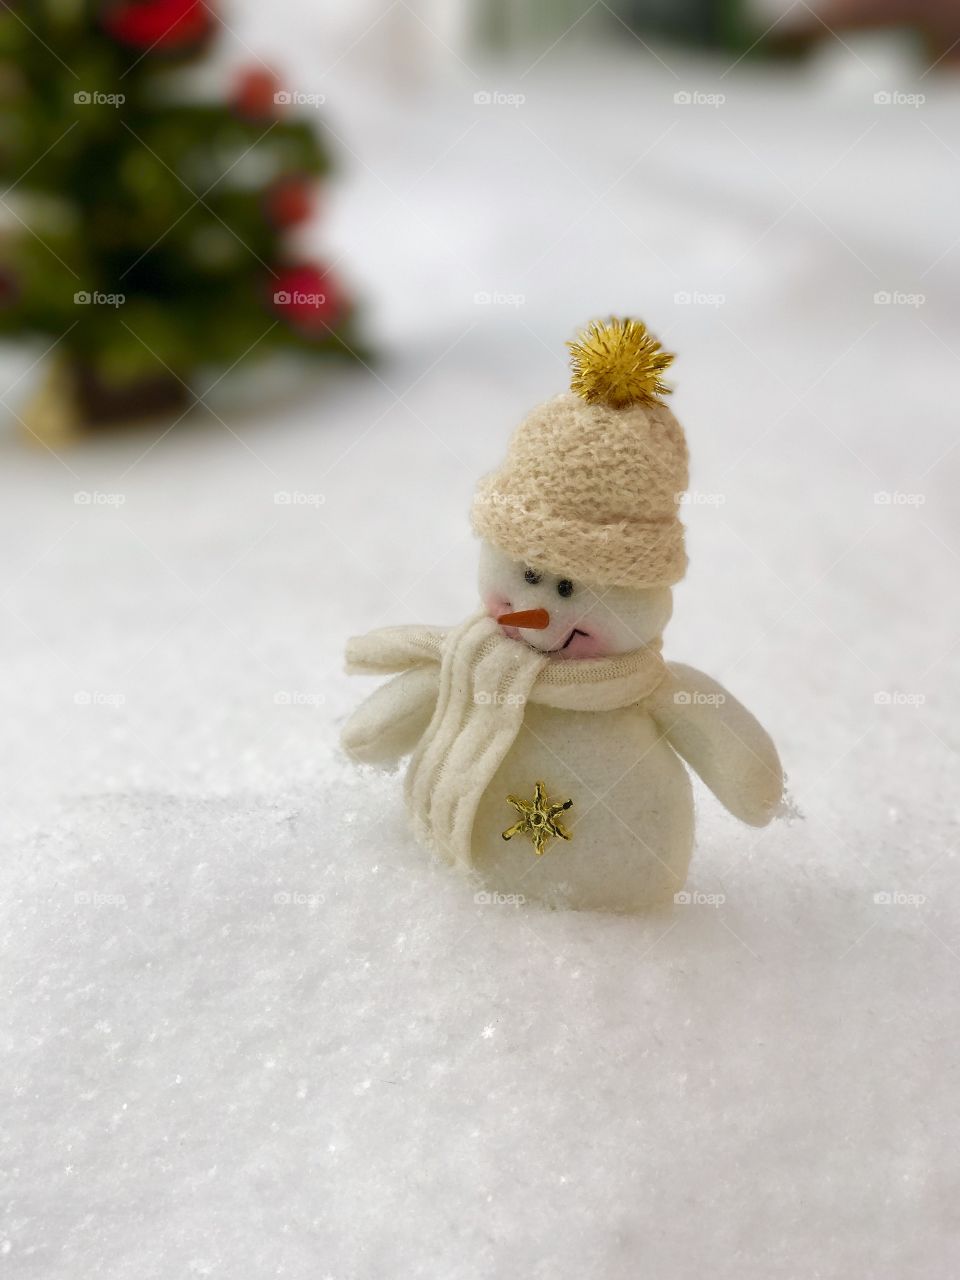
[345,613,667,868]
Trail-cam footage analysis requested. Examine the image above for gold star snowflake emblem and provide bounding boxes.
[501,781,573,857]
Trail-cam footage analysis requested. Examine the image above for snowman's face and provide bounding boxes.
[478,543,672,659]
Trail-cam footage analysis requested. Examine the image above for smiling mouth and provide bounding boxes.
[547,627,588,653]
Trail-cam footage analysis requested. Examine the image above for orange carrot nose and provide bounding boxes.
[497,607,550,630]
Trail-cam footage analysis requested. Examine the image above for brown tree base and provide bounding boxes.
[72,362,191,426]
[18,357,192,447]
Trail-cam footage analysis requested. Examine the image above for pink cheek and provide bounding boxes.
[558,629,609,660]
[484,593,511,621]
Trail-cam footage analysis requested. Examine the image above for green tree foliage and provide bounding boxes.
[0,0,362,419]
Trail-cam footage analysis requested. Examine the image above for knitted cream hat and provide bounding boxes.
[471,318,689,589]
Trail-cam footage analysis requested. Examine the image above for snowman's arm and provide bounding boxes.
[648,663,783,827]
[341,666,439,767]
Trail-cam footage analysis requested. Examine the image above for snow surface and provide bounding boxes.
[2,20,960,1279]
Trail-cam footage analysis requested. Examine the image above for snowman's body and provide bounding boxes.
[342,318,785,913]
[343,549,783,913]
[472,702,694,911]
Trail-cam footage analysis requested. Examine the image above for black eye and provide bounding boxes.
[557,579,574,598]
[524,567,542,584]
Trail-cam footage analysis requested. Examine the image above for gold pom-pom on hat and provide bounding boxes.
[567,316,674,409]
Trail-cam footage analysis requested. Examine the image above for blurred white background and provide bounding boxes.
[3,3,959,1277]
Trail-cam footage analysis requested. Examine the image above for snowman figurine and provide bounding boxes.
[342,318,783,912]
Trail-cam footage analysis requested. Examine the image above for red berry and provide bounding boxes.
[272,265,344,332]
[266,177,313,228]
[102,0,213,50]
[232,67,281,120]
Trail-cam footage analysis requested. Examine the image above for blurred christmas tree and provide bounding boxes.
[0,0,364,440]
